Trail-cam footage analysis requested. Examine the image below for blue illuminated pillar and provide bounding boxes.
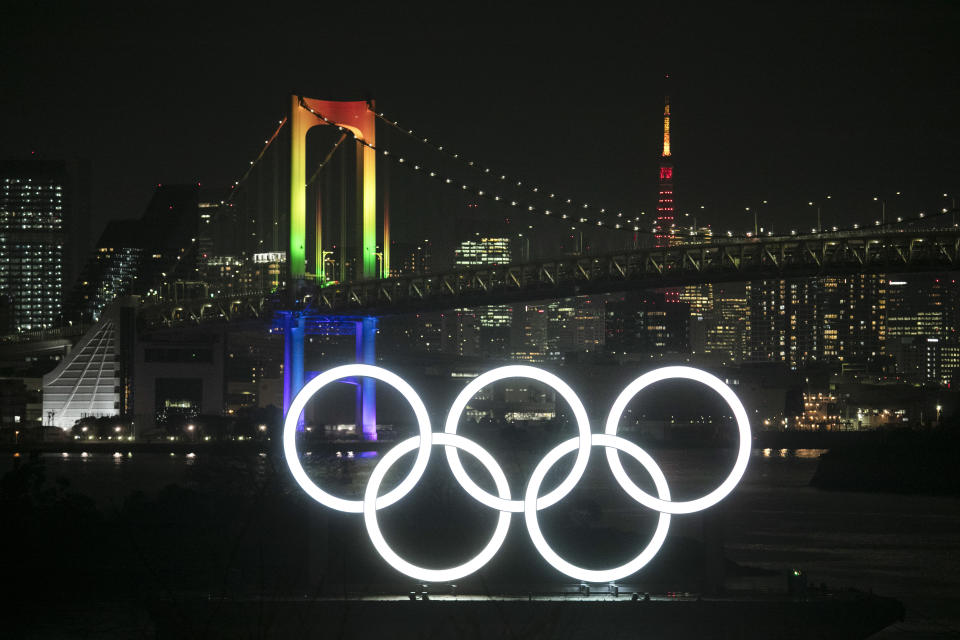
[282,313,293,415]
[282,312,307,430]
[355,316,378,440]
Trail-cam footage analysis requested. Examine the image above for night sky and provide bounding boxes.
[2,1,958,243]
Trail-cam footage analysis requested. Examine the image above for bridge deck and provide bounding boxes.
[122,228,960,325]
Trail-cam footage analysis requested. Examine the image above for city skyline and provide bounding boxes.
[3,6,960,636]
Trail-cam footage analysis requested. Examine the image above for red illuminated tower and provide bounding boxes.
[656,88,674,247]
[656,81,679,303]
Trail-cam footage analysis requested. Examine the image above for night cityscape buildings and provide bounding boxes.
[2,4,960,637]
[1,92,958,435]
[0,158,66,332]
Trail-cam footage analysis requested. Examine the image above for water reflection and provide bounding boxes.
[793,448,827,459]
[758,448,827,459]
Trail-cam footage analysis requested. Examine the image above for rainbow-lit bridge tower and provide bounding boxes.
[281,95,385,440]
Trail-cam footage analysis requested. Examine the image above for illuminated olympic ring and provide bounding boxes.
[282,364,751,583]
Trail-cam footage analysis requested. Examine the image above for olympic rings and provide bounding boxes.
[283,364,751,582]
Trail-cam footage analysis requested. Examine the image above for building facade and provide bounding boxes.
[0,159,66,332]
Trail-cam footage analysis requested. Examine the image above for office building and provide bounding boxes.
[0,159,66,332]
[606,292,690,356]
[67,184,205,322]
[511,305,549,362]
[454,236,512,357]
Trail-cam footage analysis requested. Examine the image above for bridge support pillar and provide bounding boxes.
[282,312,306,430]
[355,316,377,440]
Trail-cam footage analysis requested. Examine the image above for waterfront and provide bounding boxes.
[3,445,958,637]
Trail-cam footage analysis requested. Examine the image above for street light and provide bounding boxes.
[807,195,831,234]
[807,202,820,234]
[321,250,335,282]
[745,200,767,237]
[873,192,902,227]
[945,193,958,226]
[873,196,885,226]
[374,252,387,279]
[516,233,530,261]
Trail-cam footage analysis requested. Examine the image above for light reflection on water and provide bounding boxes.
[1,446,821,507]
[761,447,827,459]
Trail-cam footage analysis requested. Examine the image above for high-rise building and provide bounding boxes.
[454,237,510,268]
[819,275,886,365]
[390,239,432,277]
[606,292,689,356]
[744,279,819,368]
[744,275,885,369]
[66,184,205,322]
[0,159,66,332]
[510,304,549,362]
[885,276,956,339]
[889,336,960,387]
[413,312,444,354]
[454,237,512,356]
[703,284,747,362]
[884,275,960,384]
[553,297,605,356]
[67,220,142,322]
[441,311,480,357]
[672,227,715,355]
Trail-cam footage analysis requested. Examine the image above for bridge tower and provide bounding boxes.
[285,95,386,440]
[289,95,386,285]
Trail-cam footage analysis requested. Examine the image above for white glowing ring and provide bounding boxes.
[443,365,592,513]
[363,432,512,582]
[282,364,433,514]
[603,366,751,515]
[524,433,671,583]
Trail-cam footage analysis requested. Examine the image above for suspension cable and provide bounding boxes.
[374,110,634,228]
[373,110,958,240]
[225,116,287,203]
[225,104,958,243]
[299,98,646,234]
